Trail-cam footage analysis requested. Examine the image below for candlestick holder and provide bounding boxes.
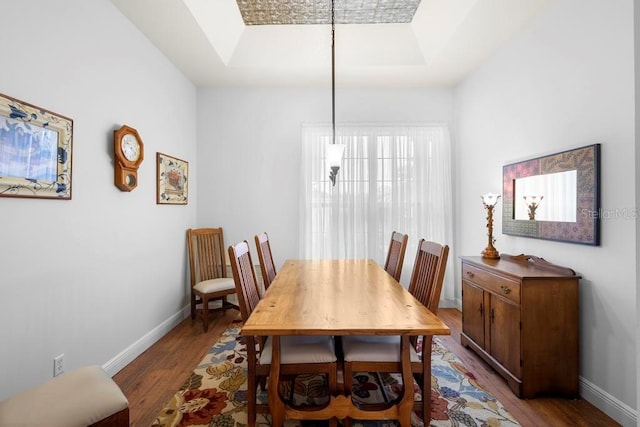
[481,193,501,259]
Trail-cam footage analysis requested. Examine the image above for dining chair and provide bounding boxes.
[254,232,277,293]
[228,240,339,427]
[341,239,450,426]
[186,227,238,332]
[383,231,408,281]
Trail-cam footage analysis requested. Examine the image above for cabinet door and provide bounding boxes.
[462,281,485,348]
[490,295,521,378]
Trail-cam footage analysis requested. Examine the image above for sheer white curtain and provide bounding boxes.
[299,123,454,300]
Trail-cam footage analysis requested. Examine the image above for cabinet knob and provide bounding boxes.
[500,285,512,294]
[466,271,474,278]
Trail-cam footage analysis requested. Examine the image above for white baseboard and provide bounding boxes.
[580,376,637,426]
[439,297,462,310]
[102,305,190,376]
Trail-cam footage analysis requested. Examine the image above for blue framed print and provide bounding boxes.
[0,93,73,199]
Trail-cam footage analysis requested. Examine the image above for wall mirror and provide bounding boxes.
[502,144,601,245]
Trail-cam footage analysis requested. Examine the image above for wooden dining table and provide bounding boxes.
[240,259,450,426]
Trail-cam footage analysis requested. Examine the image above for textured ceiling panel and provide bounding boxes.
[236,0,421,25]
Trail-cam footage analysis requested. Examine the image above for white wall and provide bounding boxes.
[454,0,636,425]
[196,86,454,278]
[635,2,640,422]
[0,0,197,400]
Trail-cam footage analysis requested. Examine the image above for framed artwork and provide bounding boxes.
[156,152,188,205]
[0,93,73,199]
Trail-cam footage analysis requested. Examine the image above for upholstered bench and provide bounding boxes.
[0,365,129,427]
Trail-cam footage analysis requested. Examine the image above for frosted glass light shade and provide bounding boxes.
[481,192,501,207]
[523,195,544,205]
[327,143,345,167]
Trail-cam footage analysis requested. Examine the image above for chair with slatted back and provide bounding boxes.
[383,231,408,281]
[341,239,449,426]
[229,240,339,427]
[254,232,277,293]
[186,227,238,332]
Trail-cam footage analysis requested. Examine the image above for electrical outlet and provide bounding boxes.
[53,354,64,377]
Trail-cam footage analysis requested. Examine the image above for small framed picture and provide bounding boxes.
[156,152,188,205]
[0,93,73,199]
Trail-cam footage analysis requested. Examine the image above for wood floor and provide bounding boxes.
[113,308,619,427]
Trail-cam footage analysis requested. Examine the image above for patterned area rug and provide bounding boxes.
[152,320,519,427]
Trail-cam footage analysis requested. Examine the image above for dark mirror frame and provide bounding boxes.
[502,143,601,245]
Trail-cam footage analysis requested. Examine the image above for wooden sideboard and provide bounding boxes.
[460,254,580,398]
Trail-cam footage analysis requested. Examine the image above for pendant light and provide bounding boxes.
[328,0,345,186]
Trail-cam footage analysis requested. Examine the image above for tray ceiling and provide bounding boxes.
[111,0,552,87]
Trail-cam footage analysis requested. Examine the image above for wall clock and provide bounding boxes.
[114,125,144,191]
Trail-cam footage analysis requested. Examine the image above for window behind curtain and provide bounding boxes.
[299,123,453,292]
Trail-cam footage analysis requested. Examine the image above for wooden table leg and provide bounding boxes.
[399,336,414,426]
[247,336,257,427]
[422,335,433,425]
[268,336,285,427]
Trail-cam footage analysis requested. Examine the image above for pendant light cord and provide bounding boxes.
[331,0,336,145]
[328,0,340,187]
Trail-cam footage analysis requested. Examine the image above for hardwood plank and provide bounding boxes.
[113,308,619,427]
[113,310,238,427]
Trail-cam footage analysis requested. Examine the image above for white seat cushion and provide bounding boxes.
[259,336,337,365]
[0,365,128,427]
[194,277,235,294]
[342,335,420,363]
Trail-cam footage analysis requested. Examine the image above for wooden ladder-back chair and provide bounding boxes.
[383,231,408,281]
[341,239,449,426]
[254,232,277,293]
[229,241,339,427]
[186,227,238,332]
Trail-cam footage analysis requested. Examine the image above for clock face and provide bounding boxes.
[121,133,141,162]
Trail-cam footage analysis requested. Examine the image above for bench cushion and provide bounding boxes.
[0,365,128,427]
